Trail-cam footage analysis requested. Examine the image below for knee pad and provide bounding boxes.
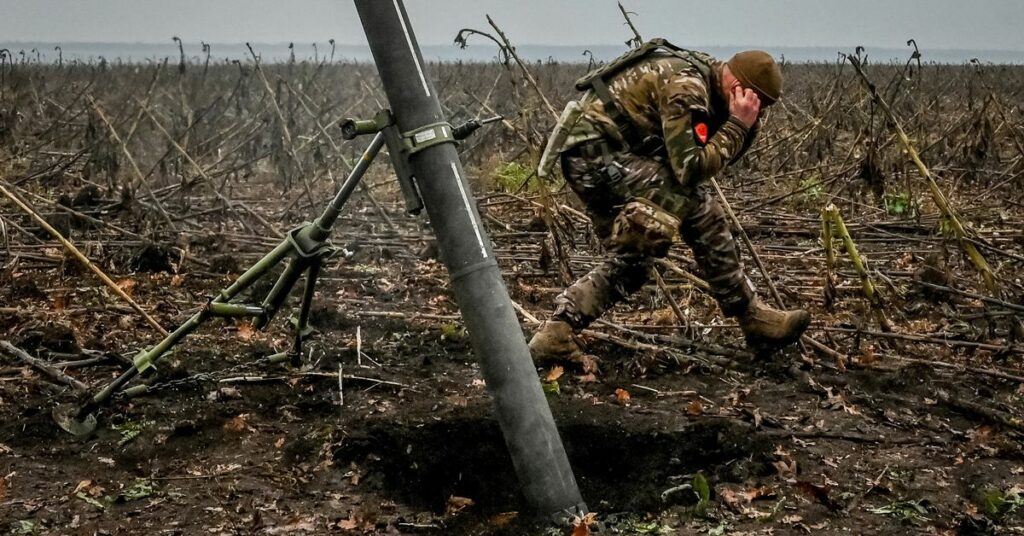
[607,198,680,257]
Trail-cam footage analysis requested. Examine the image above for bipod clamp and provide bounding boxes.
[259,223,341,367]
[340,110,501,215]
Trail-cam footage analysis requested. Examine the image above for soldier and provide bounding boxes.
[530,40,810,362]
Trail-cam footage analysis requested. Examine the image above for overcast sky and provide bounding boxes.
[1,0,1022,51]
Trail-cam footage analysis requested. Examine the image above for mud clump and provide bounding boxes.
[209,254,241,275]
[131,243,176,273]
[7,276,48,301]
[15,321,81,354]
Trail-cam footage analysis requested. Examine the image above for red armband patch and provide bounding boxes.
[694,122,709,145]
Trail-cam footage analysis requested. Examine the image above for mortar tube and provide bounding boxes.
[353,0,586,521]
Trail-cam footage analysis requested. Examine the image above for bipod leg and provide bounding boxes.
[287,257,324,367]
[255,259,301,328]
[54,240,296,436]
[54,304,214,436]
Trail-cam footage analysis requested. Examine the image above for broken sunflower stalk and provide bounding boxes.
[821,204,892,332]
[847,53,998,294]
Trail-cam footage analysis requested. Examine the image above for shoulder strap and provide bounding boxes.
[589,76,642,148]
[574,38,668,91]
[574,39,715,149]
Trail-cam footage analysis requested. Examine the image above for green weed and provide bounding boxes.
[800,175,823,202]
[869,499,930,524]
[692,473,711,516]
[938,217,956,238]
[120,478,155,501]
[439,322,465,341]
[111,420,153,447]
[623,517,673,534]
[494,161,534,192]
[885,192,912,216]
[76,492,109,510]
[977,487,1024,516]
[707,522,730,535]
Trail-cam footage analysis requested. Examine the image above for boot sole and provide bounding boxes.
[744,314,811,354]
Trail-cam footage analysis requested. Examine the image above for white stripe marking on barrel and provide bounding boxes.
[393,0,430,97]
[451,162,488,259]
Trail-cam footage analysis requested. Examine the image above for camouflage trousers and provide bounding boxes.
[552,147,754,329]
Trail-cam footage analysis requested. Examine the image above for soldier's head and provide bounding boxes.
[722,50,783,107]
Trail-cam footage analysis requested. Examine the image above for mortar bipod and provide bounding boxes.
[53,111,501,437]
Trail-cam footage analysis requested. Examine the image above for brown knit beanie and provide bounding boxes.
[727,50,783,105]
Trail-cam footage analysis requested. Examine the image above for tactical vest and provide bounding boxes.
[568,39,721,219]
[575,38,716,151]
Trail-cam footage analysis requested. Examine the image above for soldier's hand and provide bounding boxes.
[729,87,761,129]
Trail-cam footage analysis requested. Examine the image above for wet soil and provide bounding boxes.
[1,184,1023,536]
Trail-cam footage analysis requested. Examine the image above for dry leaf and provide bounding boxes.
[446,495,475,515]
[545,366,565,382]
[576,373,599,384]
[651,307,676,326]
[275,437,286,449]
[73,480,105,498]
[72,479,104,498]
[572,522,591,536]
[579,354,600,374]
[345,464,361,486]
[719,484,776,513]
[52,293,68,313]
[223,414,249,433]
[794,481,843,511]
[773,458,797,477]
[115,278,137,297]
[236,322,255,341]
[0,477,8,502]
[614,388,631,403]
[489,511,518,528]
[718,488,744,512]
[686,400,704,416]
[170,274,185,287]
[336,514,372,531]
[446,395,469,407]
[217,386,241,399]
[823,387,861,415]
[572,512,598,536]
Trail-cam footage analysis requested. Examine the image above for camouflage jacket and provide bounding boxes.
[569,52,759,188]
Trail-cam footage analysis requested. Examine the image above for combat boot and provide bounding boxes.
[528,320,582,362]
[738,297,811,351]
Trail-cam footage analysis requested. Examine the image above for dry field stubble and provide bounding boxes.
[0,55,1023,534]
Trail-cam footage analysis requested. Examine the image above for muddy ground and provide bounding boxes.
[1,166,1022,536]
